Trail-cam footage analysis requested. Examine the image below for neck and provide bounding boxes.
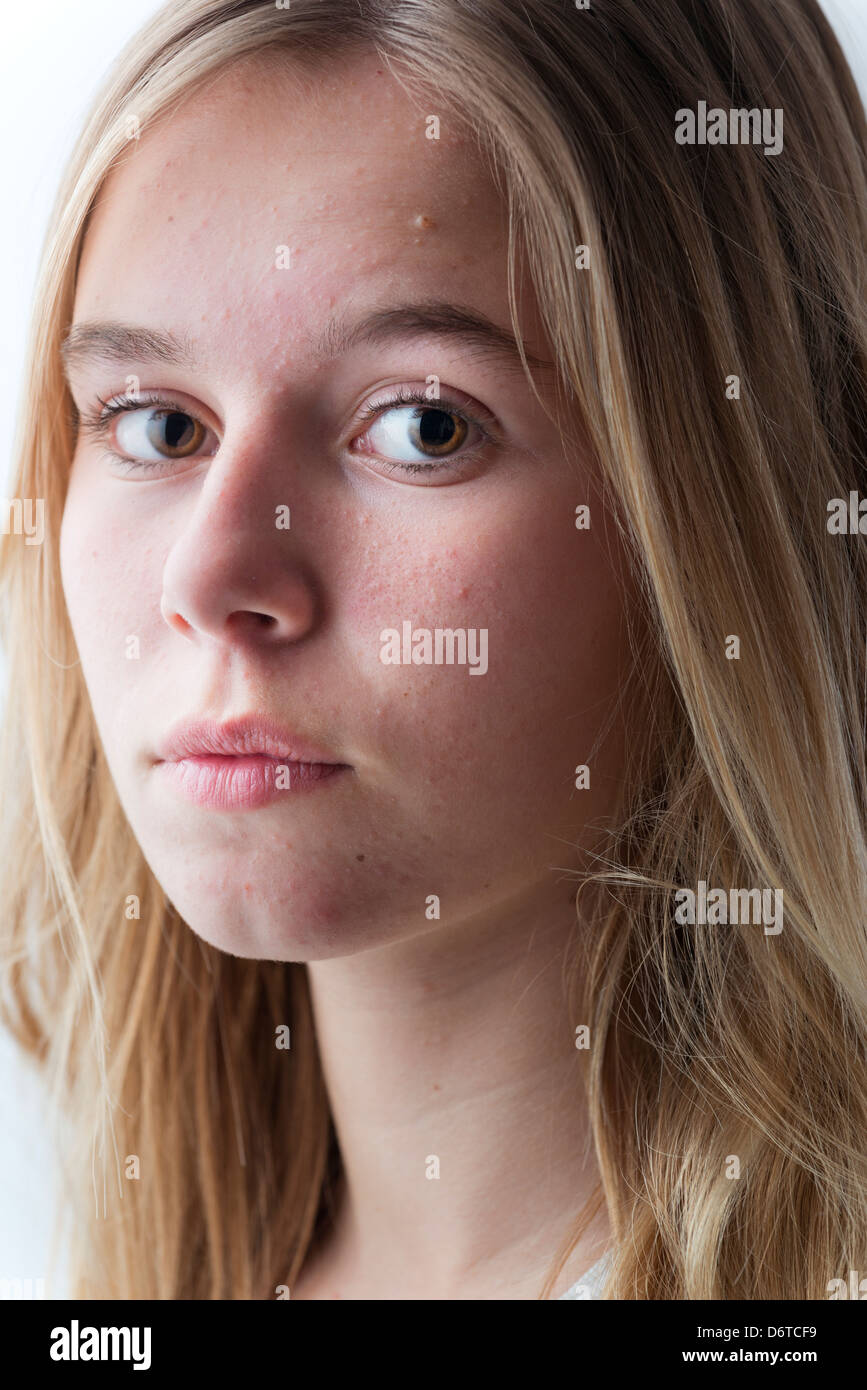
[297,891,609,1299]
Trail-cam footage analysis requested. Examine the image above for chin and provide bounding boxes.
[152,863,389,963]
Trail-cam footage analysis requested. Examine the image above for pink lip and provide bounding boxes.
[153,715,350,810]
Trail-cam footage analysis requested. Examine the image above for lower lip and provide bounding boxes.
[156,755,348,810]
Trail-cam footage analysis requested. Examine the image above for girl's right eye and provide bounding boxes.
[78,393,217,472]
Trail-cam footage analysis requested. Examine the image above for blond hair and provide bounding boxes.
[1,0,865,1298]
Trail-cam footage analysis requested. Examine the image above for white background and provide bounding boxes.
[1,0,865,1297]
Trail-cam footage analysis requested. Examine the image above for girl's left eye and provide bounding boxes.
[349,387,495,478]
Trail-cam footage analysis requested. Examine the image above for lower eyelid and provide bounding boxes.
[353,426,490,473]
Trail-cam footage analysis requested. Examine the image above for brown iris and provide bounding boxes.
[146,410,206,458]
[409,407,468,457]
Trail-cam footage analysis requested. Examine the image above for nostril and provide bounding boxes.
[160,592,193,635]
[225,610,279,633]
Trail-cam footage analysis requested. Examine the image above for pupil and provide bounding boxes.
[418,409,455,447]
[163,412,193,449]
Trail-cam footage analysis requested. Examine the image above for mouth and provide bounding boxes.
[153,715,351,811]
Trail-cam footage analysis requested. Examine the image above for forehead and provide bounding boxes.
[72,51,515,384]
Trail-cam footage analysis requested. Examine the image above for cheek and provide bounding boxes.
[339,486,628,790]
[59,467,164,713]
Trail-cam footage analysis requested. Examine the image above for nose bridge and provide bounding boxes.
[165,442,274,585]
[160,415,315,641]
[187,384,312,542]
[200,407,290,533]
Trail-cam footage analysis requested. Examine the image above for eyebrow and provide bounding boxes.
[60,322,195,377]
[317,303,553,372]
[59,302,553,380]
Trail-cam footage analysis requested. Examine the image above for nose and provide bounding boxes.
[159,431,318,648]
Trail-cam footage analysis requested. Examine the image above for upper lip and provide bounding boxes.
[154,715,345,765]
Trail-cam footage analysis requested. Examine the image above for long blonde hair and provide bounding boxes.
[1,0,865,1299]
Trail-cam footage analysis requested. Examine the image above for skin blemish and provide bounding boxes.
[412,214,435,230]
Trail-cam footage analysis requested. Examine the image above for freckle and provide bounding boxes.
[356,854,365,862]
[433,1083,441,1091]
[412,213,435,230]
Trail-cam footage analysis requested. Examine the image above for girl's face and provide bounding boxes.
[60,52,638,961]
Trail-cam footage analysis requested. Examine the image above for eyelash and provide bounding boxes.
[78,394,197,474]
[76,387,497,477]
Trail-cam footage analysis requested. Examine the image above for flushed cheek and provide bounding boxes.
[343,516,618,783]
[347,488,612,657]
